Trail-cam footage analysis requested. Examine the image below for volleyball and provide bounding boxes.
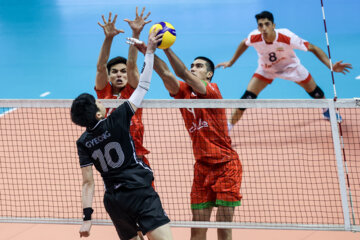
[149,22,176,49]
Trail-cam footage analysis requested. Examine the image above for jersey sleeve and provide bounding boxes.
[77,141,93,168]
[245,29,261,47]
[284,29,309,51]
[171,80,187,99]
[95,82,112,99]
[107,101,135,130]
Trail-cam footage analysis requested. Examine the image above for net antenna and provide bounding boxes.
[320,0,356,227]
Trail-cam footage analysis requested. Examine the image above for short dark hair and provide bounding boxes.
[194,56,215,81]
[106,56,127,74]
[70,93,99,128]
[255,11,274,23]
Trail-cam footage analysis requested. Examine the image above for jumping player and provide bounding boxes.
[95,9,153,180]
[216,11,352,130]
[130,35,242,240]
[72,31,172,240]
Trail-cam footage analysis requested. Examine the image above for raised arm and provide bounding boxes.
[163,48,206,94]
[95,13,124,91]
[124,7,152,88]
[307,43,352,74]
[127,31,163,111]
[127,38,180,96]
[216,39,248,69]
[79,166,95,238]
[154,54,180,96]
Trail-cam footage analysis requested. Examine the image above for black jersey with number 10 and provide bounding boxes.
[76,101,153,190]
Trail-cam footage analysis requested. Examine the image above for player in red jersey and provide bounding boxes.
[131,36,242,239]
[217,11,352,130]
[94,9,153,182]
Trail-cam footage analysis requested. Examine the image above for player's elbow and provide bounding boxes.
[82,178,95,188]
[96,63,107,74]
[307,43,317,53]
[158,68,174,80]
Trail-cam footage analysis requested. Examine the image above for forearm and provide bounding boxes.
[164,48,188,80]
[309,44,331,69]
[129,53,154,109]
[127,32,141,88]
[97,36,114,71]
[229,40,248,65]
[96,37,114,89]
[154,54,179,95]
[81,181,95,208]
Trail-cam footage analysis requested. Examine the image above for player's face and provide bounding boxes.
[109,63,128,90]
[190,59,212,81]
[257,18,275,39]
[95,100,106,119]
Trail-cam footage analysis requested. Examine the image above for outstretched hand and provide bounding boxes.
[147,30,163,53]
[215,61,232,69]
[332,60,352,74]
[124,6,151,35]
[98,12,124,38]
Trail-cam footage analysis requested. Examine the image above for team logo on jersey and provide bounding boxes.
[191,91,197,97]
[276,47,284,52]
[189,118,209,133]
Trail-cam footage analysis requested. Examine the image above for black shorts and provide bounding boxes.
[103,185,170,240]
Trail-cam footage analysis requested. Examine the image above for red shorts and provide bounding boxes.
[191,159,242,209]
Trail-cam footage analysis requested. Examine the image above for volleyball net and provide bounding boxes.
[0,98,359,232]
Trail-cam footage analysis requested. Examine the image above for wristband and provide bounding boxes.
[83,207,94,221]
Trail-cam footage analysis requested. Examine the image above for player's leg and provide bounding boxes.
[190,162,215,240]
[191,207,213,240]
[297,75,319,95]
[297,74,342,122]
[136,186,172,239]
[146,223,173,240]
[216,206,235,240]
[213,159,242,240]
[229,74,270,130]
[103,191,140,240]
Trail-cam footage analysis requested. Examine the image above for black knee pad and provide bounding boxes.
[239,90,257,110]
[308,86,324,99]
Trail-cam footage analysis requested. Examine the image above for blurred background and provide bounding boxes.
[0,0,358,99]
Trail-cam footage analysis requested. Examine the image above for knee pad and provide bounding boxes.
[308,86,324,99]
[239,90,257,110]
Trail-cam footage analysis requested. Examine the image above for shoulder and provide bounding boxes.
[276,29,292,45]
[277,28,299,39]
[247,29,262,44]
[95,82,113,99]
[203,82,222,99]
[77,131,88,145]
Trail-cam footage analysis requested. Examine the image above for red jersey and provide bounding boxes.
[173,81,239,164]
[95,83,150,156]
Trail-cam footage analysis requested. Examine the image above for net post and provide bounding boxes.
[328,100,351,230]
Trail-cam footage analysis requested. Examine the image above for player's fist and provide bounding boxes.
[79,220,92,238]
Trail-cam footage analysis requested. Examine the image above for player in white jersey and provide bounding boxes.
[216,11,352,130]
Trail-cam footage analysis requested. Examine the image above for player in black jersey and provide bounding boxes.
[71,31,173,240]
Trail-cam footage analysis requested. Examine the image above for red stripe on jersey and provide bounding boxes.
[250,34,262,43]
[304,41,310,50]
[277,33,291,45]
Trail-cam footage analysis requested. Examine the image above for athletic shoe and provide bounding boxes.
[323,109,343,123]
